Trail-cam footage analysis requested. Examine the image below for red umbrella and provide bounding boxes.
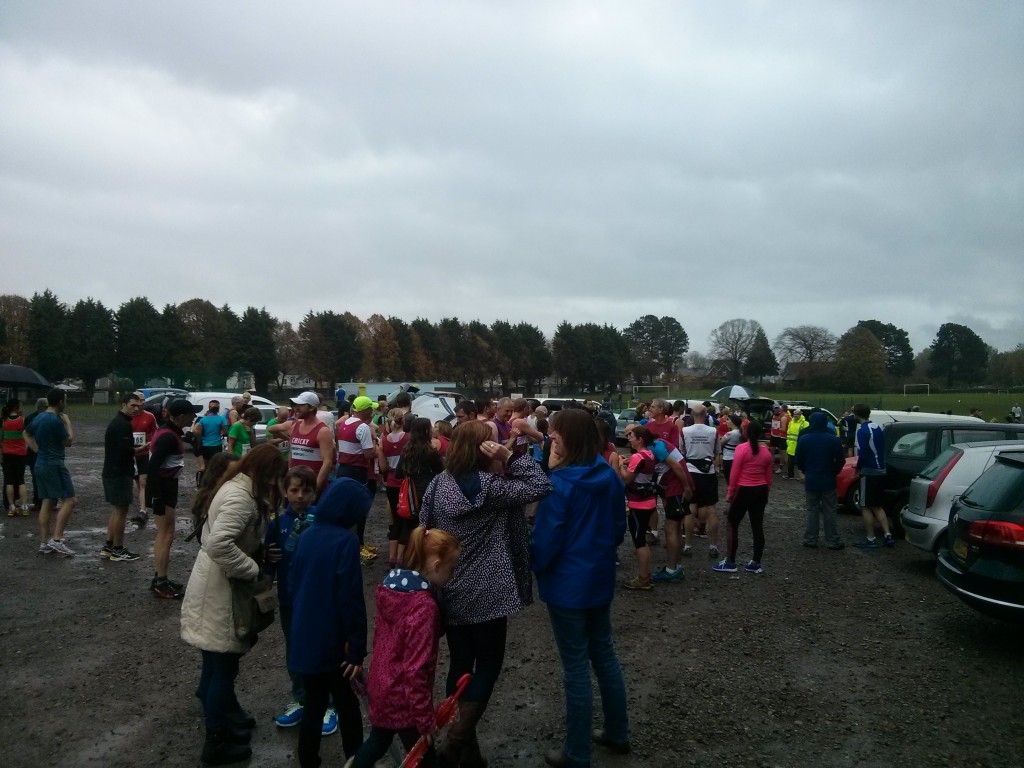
[400,673,473,768]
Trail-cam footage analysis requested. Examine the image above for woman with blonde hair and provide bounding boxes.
[181,443,288,765]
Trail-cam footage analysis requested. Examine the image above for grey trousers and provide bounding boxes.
[803,489,842,546]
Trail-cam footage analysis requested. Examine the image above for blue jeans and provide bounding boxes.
[198,651,242,731]
[546,604,629,767]
[279,606,305,703]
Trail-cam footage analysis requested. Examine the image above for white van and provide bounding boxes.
[866,409,984,427]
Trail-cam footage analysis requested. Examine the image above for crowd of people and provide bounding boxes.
[2,386,905,768]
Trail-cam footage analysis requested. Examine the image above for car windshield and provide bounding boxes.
[960,457,1024,513]
[619,408,636,420]
[919,447,961,480]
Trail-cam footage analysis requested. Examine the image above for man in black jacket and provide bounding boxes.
[795,411,847,550]
[101,392,144,561]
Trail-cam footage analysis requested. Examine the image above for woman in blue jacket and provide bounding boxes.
[531,408,630,768]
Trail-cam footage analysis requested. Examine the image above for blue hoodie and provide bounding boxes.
[288,478,371,674]
[531,458,626,609]
[794,412,846,492]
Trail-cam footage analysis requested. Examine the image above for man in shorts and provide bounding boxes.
[682,404,721,558]
[101,392,143,561]
[853,403,894,548]
[769,405,787,472]
[129,391,159,527]
[24,388,78,556]
[147,399,200,598]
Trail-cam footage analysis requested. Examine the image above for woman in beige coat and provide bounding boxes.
[181,444,287,765]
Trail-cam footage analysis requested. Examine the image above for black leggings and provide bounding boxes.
[626,506,653,549]
[351,726,436,768]
[445,617,507,705]
[727,485,768,564]
[299,670,363,767]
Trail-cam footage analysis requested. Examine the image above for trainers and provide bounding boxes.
[708,545,720,558]
[363,544,379,554]
[681,545,693,557]
[108,546,140,562]
[883,534,896,547]
[165,577,185,592]
[711,559,738,573]
[130,511,148,529]
[622,575,653,591]
[274,702,303,728]
[37,542,53,555]
[854,538,879,549]
[100,544,114,559]
[744,561,764,574]
[151,578,184,600]
[7,505,16,517]
[651,566,684,582]
[47,539,75,557]
[321,708,338,736]
[20,504,30,516]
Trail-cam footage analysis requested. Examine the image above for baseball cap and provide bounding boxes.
[773,405,782,412]
[290,391,320,407]
[168,399,201,417]
[352,395,379,412]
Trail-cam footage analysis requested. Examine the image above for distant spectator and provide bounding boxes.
[795,411,846,550]
[853,404,894,548]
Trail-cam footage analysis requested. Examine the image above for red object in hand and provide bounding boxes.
[400,674,472,768]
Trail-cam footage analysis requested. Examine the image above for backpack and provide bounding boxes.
[396,475,419,520]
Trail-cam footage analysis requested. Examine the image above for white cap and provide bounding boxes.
[290,391,320,407]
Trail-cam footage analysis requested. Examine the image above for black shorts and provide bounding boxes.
[770,436,787,450]
[663,494,690,521]
[103,476,134,507]
[2,453,27,488]
[627,507,654,549]
[146,476,179,514]
[199,445,222,462]
[691,473,719,507]
[134,454,150,478]
[860,475,885,508]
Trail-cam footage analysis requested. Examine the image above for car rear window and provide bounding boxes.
[952,429,1009,444]
[920,447,962,480]
[891,431,929,459]
[960,458,1024,513]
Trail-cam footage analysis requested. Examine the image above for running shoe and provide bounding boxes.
[651,566,684,582]
[274,702,303,728]
[708,545,720,558]
[100,544,114,559]
[108,546,140,562]
[151,579,184,600]
[7,505,16,517]
[130,511,148,529]
[47,539,75,557]
[165,577,185,592]
[681,545,693,557]
[883,534,896,548]
[20,504,30,516]
[321,708,338,736]
[854,538,879,549]
[622,575,653,591]
[37,542,53,555]
[744,561,764,574]
[363,544,379,554]
[711,559,737,573]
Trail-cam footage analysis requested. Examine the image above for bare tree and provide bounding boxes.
[708,319,762,379]
[773,325,838,364]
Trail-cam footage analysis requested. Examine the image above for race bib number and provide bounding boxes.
[242,444,251,455]
[133,432,146,447]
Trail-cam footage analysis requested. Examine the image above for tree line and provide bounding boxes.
[0,291,1018,395]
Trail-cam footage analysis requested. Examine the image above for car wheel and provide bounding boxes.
[843,485,860,512]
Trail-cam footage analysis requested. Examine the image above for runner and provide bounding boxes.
[681,404,721,559]
[336,395,380,563]
[2,399,29,516]
[192,399,228,485]
[24,388,78,557]
[129,391,159,528]
[267,392,336,496]
[227,407,259,457]
[620,426,658,591]
[377,409,409,568]
[770,405,787,474]
[100,392,143,562]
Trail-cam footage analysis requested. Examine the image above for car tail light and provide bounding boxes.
[926,451,962,507]
[966,520,1024,549]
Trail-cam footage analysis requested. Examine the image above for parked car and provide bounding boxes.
[936,450,1024,623]
[901,440,1024,555]
[835,419,1024,519]
[614,408,638,441]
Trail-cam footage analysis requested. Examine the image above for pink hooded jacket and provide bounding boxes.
[367,570,442,735]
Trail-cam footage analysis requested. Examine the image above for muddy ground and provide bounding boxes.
[1,419,1021,768]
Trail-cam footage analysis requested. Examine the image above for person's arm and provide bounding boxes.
[481,449,553,507]
[618,454,638,484]
[193,420,204,441]
[357,423,376,466]
[316,424,335,491]
[728,446,745,501]
[205,488,261,580]
[794,436,806,472]
[148,431,172,487]
[61,413,74,446]
[512,418,543,443]
[227,423,239,455]
[268,420,294,437]
[335,536,367,671]
[530,484,569,574]
[376,441,389,475]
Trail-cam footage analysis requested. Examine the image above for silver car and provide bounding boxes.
[901,440,1024,554]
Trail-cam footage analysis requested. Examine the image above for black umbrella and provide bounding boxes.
[0,364,51,388]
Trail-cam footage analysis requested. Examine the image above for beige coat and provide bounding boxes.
[180,474,267,654]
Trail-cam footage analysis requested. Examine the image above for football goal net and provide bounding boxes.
[903,383,931,396]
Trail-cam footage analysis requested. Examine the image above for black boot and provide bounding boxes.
[201,730,252,765]
[225,708,256,730]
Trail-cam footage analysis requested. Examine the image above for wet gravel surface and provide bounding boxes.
[1,420,1022,768]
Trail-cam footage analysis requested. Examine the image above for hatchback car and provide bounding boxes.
[901,441,1024,554]
[936,451,1024,623]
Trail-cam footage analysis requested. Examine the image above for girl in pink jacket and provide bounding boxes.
[350,526,461,767]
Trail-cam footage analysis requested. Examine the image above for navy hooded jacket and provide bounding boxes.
[794,412,846,493]
[531,458,626,609]
[288,478,371,674]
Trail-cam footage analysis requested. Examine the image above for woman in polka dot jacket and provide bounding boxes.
[419,420,553,768]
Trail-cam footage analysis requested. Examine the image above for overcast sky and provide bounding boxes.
[2,1,1022,356]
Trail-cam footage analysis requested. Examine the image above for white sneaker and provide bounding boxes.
[47,538,75,557]
[37,542,53,554]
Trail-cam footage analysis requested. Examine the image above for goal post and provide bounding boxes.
[631,385,671,403]
[903,383,930,396]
